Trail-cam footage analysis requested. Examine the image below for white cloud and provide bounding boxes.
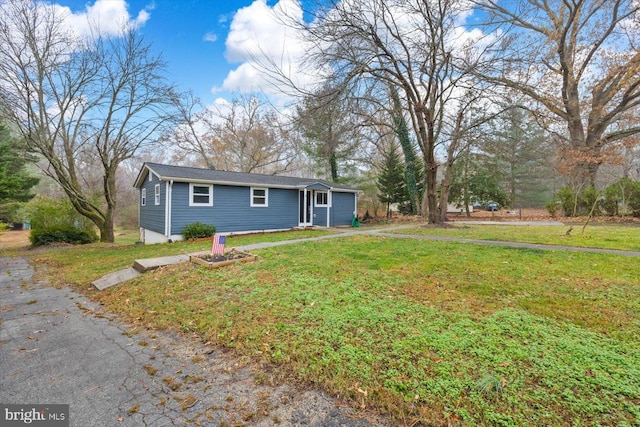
[218,13,232,25]
[215,0,494,103]
[215,0,323,100]
[213,97,231,107]
[224,0,301,63]
[59,0,151,40]
[0,0,151,72]
[220,63,263,93]
[203,32,218,43]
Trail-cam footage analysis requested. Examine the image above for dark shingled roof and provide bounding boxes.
[134,163,359,192]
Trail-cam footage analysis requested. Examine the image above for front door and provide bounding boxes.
[299,190,313,226]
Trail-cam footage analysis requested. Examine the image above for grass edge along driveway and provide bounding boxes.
[386,223,640,252]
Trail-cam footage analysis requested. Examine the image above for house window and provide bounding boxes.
[141,188,146,206]
[154,184,161,205]
[315,191,330,207]
[190,183,213,206]
[250,187,268,207]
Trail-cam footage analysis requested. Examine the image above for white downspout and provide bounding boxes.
[165,180,173,240]
[354,192,358,217]
[138,186,142,242]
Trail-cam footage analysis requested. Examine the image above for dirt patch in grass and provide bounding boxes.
[0,230,30,249]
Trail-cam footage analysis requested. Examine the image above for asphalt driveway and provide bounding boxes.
[0,256,385,426]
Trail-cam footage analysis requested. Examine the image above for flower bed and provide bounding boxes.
[189,250,257,269]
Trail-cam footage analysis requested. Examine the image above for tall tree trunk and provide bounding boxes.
[98,208,115,243]
[426,112,440,224]
[424,162,439,223]
[100,166,118,243]
[414,104,441,224]
[439,160,454,223]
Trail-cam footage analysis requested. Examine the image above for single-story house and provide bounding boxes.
[134,162,360,244]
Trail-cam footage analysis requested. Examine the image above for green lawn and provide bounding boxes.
[27,228,640,425]
[389,223,640,251]
[30,229,334,286]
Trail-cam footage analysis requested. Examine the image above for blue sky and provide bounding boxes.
[46,0,491,110]
[131,0,251,103]
[57,0,295,106]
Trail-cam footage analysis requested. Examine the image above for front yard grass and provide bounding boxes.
[27,228,640,425]
[29,229,334,286]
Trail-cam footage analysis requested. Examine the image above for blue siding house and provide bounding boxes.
[134,163,360,244]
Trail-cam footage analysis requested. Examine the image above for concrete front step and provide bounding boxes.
[93,255,192,290]
[92,267,141,291]
[133,255,191,273]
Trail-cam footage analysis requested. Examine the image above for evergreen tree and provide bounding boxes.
[467,168,511,209]
[448,148,475,215]
[390,87,421,214]
[376,143,406,218]
[0,124,39,222]
[483,106,555,207]
[448,152,510,211]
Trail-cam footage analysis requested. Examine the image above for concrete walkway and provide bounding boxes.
[452,220,565,226]
[370,231,640,257]
[92,222,640,290]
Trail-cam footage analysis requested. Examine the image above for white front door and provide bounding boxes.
[298,189,313,226]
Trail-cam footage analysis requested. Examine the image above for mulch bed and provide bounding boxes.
[197,251,254,263]
[190,250,257,268]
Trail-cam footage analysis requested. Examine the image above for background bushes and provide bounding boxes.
[30,226,98,246]
[548,179,640,218]
[23,196,95,230]
[23,197,97,246]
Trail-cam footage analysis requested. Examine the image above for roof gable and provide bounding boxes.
[303,182,332,190]
[133,163,359,192]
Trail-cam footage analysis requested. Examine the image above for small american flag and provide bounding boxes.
[211,234,226,256]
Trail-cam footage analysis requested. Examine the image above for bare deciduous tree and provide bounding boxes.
[437,86,501,221]
[165,94,299,174]
[296,0,494,223]
[0,0,175,242]
[295,83,365,182]
[475,0,640,187]
[165,91,219,170]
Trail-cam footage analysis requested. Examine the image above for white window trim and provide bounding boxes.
[250,187,269,207]
[189,183,213,207]
[315,191,331,207]
[141,188,146,206]
[154,184,160,205]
